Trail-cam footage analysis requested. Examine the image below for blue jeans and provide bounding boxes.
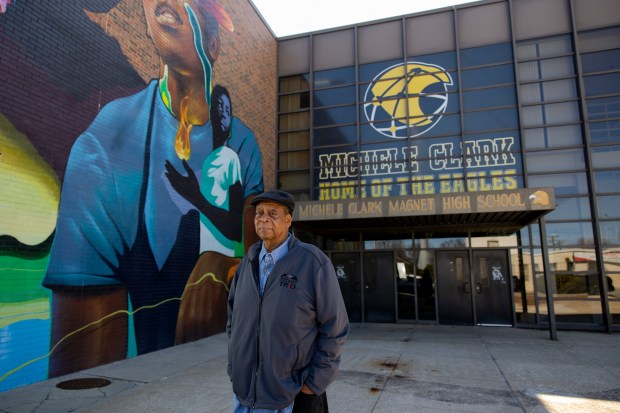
[232,394,294,413]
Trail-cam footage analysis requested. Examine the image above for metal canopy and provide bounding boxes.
[292,187,556,237]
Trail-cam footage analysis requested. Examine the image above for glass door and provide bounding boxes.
[473,250,513,326]
[436,250,473,324]
[363,251,396,323]
[331,252,362,322]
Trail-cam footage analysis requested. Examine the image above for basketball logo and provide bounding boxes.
[363,62,453,139]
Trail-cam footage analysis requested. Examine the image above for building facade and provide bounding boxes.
[1,0,619,395]
[276,0,620,332]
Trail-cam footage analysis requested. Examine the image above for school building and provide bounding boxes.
[276,0,620,335]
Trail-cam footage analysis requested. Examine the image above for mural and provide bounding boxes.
[0,0,271,391]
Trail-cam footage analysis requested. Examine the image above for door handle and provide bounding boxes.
[464,282,470,293]
[365,282,370,293]
[476,283,482,294]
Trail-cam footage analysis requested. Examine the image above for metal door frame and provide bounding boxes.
[435,248,515,326]
[361,250,397,323]
[471,248,516,327]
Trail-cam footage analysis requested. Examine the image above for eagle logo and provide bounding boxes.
[529,190,550,207]
[363,62,453,139]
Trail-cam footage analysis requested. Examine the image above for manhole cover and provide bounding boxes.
[56,378,111,390]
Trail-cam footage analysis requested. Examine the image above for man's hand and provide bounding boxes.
[300,384,314,395]
[164,160,202,208]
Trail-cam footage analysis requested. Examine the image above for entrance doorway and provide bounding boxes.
[331,252,362,322]
[332,251,395,323]
[363,251,396,322]
[436,250,512,326]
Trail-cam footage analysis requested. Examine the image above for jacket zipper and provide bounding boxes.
[253,289,263,408]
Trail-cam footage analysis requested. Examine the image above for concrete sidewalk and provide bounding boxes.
[1,324,619,413]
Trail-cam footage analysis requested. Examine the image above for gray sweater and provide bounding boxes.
[227,233,349,410]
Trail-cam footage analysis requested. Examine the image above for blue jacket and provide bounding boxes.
[226,233,349,409]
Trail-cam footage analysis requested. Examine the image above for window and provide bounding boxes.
[581,49,620,73]
[583,73,620,97]
[598,195,620,219]
[588,121,620,145]
[591,146,620,169]
[518,57,574,82]
[546,222,595,247]
[279,112,309,131]
[313,66,355,88]
[279,74,310,93]
[279,131,310,151]
[460,43,513,68]
[461,64,515,88]
[594,170,620,193]
[520,79,577,104]
[600,221,620,245]
[528,172,589,195]
[279,151,309,170]
[521,102,580,127]
[463,108,518,133]
[279,93,309,112]
[545,197,592,221]
[314,125,357,147]
[586,97,620,121]
[313,86,356,108]
[462,86,517,110]
[523,125,582,149]
[313,106,356,127]
[526,148,585,173]
[516,35,572,60]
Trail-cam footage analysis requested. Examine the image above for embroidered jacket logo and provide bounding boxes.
[363,62,453,139]
[280,273,298,289]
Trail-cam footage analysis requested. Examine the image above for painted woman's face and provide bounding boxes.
[143,0,219,73]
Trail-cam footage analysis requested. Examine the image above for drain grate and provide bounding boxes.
[56,378,111,390]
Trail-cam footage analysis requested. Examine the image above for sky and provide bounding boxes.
[251,0,482,37]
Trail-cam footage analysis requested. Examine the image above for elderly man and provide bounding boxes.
[227,190,349,413]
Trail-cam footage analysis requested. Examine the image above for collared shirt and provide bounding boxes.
[258,234,291,294]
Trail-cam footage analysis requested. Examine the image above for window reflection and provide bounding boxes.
[591,146,620,169]
[589,120,620,145]
[546,222,595,247]
[416,236,468,249]
[594,170,620,193]
[313,66,355,88]
[600,222,620,246]
[514,247,607,324]
[528,172,588,196]
[364,238,413,250]
[584,73,620,97]
[546,197,591,221]
[598,196,620,219]
[313,86,356,108]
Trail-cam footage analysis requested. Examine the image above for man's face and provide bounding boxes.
[143,0,218,71]
[254,202,292,247]
[216,94,231,132]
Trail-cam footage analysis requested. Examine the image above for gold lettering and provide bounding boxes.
[477,192,525,210]
[442,195,471,211]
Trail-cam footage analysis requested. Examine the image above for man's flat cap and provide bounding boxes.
[251,190,295,213]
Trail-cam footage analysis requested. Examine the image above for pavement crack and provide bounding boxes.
[480,331,526,412]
